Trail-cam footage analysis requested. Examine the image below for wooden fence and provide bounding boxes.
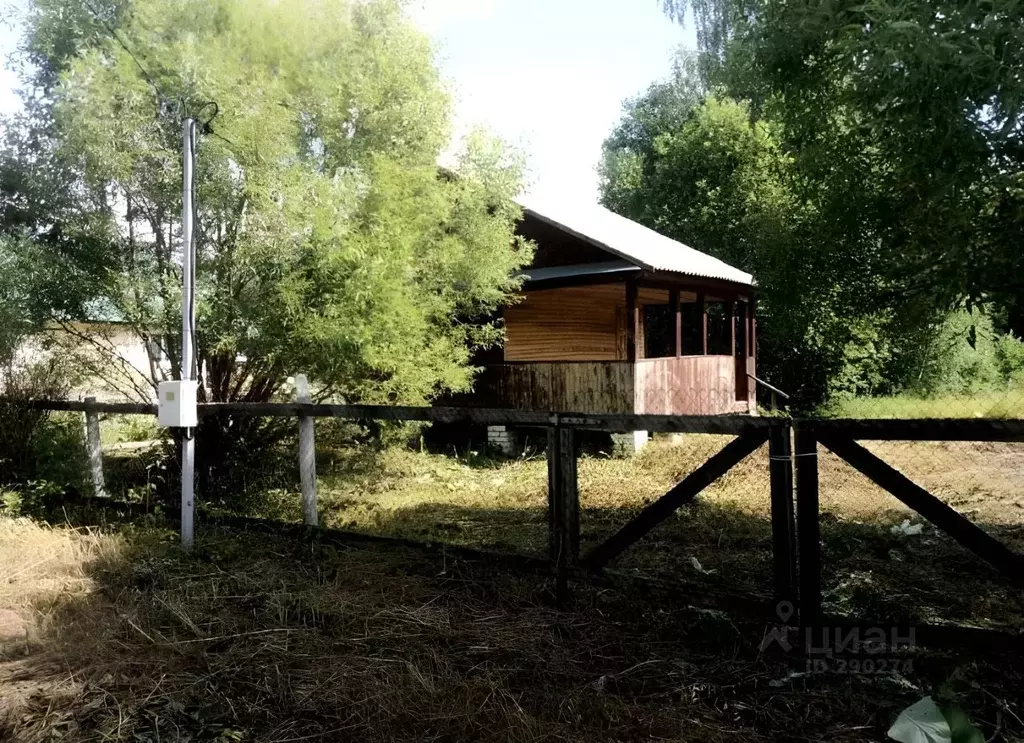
[6,397,1024,650]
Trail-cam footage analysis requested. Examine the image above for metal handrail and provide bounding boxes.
[747,373,791,400]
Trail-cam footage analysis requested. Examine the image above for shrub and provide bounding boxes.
[910,309,1001,396]
[996,333,1024,385]
[0,355,88,492]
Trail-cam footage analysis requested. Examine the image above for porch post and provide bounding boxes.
[748,295,757,409]
[697,292,707,355]
[625,280,638,362]
[735,302,749,402]
[748,296,757,361]
[670,288,681,357]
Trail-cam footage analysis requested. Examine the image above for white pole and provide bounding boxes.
[181,118,196,550]
[295,374,318,526]
[83,395,107,498]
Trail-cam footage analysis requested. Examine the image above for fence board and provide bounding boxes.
[4,398,776,434]
[794,427,822,626]
[808,418,1024,442]
[768,426,795,604]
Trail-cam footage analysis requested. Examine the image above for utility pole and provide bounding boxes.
[180,117,197,550]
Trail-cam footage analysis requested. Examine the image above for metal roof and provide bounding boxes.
[517,196,755,287]
[518,260,641,286]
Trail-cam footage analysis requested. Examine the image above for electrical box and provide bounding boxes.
[158,380,198,428]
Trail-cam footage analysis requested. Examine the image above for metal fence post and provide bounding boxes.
[794,425,821,627]
[768,423,795,604]
[295,374,317,526]
[83,396,106,498]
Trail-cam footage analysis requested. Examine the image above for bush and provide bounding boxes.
[996,333,1024,385]
[909,309,1002,396]
[101,414,160,446]
[830,315,896,398]
[0,355,88,492]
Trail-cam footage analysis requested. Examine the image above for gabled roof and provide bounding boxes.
[517,196,755,287]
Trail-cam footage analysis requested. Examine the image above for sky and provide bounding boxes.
[0,0,694,205]
[415,0,694,203]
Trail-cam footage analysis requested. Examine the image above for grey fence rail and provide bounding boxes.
[5,397,1024,651]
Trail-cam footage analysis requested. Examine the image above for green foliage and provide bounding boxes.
[100,414,159,446]
[0,356,88,490]
[3,0,531,500]
[662,0,1024,334]
[601,74,885,406]
[996,333,1024,386]
[4,0,530,407]
[911,310,1002,396]
[830,315,895,399]
[610,0,1024,406]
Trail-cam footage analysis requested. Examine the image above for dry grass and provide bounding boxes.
[1,516,1022,742]
[307,435,1024,629]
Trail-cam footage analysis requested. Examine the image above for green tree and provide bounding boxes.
[601,73,893,405]
[1,0,531,496]
[662,0,1024,335]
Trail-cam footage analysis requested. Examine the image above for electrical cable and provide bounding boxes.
[81,0,165,105]
[185,118,198,442]
[188,118,198,384]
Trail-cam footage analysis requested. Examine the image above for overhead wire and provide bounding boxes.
[187,117,198,383]
[81,0,165,105]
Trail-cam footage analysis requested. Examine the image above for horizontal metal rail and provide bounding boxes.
[0,398,778,434]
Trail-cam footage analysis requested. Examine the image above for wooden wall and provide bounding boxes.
[504,285,625,361]
[634,356,741,415]
[474,362,635,414]
[503,284,703,362]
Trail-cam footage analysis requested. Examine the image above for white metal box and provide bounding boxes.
[157,380,198,427]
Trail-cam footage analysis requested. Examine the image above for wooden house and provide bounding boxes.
[464,198,758,437]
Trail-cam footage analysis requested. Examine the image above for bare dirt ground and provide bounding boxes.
[2,516,1023,742]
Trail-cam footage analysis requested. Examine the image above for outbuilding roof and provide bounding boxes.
[517,196,755,287]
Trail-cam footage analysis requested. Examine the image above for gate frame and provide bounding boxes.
[796,418,1024,633]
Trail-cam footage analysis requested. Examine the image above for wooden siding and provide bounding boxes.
[634,356,740,415]
[467,357,742,416]
[475,362,635,414]
[504,284,703,363]
[504,285,625,361]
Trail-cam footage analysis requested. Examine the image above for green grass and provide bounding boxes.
[98,414,160,447]
[825,388,1024,419]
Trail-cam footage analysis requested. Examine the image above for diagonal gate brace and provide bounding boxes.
[583,430,769,571]
[818,433,1024,587]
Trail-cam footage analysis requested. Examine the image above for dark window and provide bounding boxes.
[681,303,702,355]
[706,302,733,355]
[735,302,748,356]
[643,304,674,359]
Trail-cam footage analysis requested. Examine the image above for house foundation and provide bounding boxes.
[487,425,516,455]
[611,430,648,456]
